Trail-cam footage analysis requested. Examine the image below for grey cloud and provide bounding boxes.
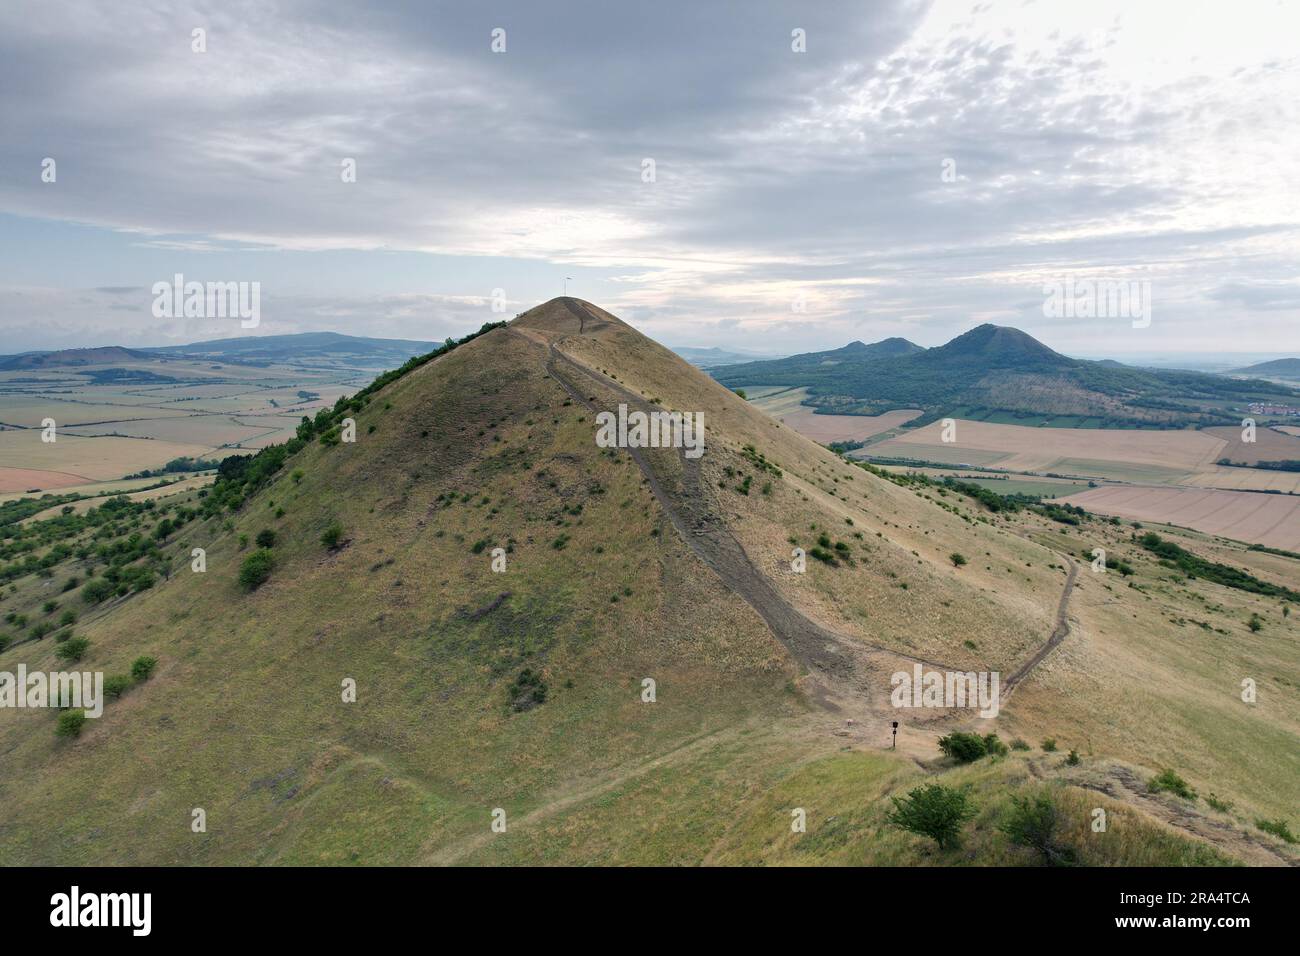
[1208,281,1300,311]
[0,0,1296,355]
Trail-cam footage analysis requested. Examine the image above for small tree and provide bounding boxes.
[1000,792,1077,866]
[81,578,116,605]
[55,637,90,663]
[950,552,968,567]
[55,709,87,738]
[320,521,343,550]
[888,784,976,850]
[131,656,158,681]
[255,528,277,549]
[938,731,987,763]
[983,733,1009,757]
[103,674,133,699]
[239,549,275,590]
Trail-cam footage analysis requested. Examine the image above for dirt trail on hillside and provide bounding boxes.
[512,302,1079,715]
[416,306,1271,868]
[515,326,850,705]
[1003,557,1077,697]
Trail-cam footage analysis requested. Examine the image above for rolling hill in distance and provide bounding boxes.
[1232,358,1300,381]
[668,345,784,368]
[2,298,1296,867]
[1,331,441,374]
[714,324,1300,428]
[0,346,156,370]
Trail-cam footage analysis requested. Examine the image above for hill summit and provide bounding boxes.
[931,324,1072,369]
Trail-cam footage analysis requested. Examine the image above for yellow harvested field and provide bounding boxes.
[1180,464,1300,494]
[749,387,921,443]
[0,467,87,492]
[748,386,814,416]
[0,432,217,491]
[775,407,920,444]
[0,400,192,428]
[1059,485,1300,550]
[231,416,302,448]
[64,414,281,446]
[1203,424,1300,465]
[875,419,1227,476]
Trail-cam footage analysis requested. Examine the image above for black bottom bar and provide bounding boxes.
[1,865,1285,941]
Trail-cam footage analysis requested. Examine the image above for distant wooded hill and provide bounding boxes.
[713,324,1300,428]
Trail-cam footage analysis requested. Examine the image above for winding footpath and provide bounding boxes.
[511,300,1080,714]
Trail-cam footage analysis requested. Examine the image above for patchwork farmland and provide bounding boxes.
[777,416,1300,548]
[1059,485,1300,551]
[0,352,362,495]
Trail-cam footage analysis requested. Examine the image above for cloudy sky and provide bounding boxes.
[1,0,1298,356]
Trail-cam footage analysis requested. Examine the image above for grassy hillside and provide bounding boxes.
[715,324,1300,427]
[1,299,1295,866]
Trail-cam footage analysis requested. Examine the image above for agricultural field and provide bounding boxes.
[0,398,195,428]
[0,354,365,493]
[891,471,1095,499]
[62,414,294,447]
[1180,465,1300,494]
[746,387,921,443]
[1058,485,1300,551]
[783,415,1300,546]
[1204,424,1300,465]
[0,433,216,492]
[869,419,1225,479]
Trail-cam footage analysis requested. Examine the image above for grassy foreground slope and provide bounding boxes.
[0,299,1295,865]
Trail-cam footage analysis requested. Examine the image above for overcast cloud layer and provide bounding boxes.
[1,0,1298,355]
